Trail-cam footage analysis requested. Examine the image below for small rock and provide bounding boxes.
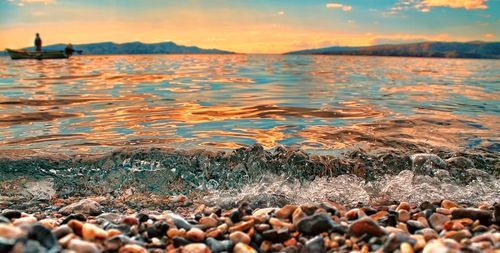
[416,228,438,242]
[441,200,459,209]
[200,217,218,228]
[451,208,492,225]
[348,217,387,237]
[118,244,147,253]
[59,199,102,216]
[167,213,192,230]
[276,205,298,220]
[0,237,15,252]
[12,216,37,226]
[82,223,108,241]
[28,224,58,251]
[105,235,135,251]
[1,210,21,220]
[406,220,426,234]
[398,210,410,222]
[230,231,251,244]
[229,220,254,232]
[186,228,205,242]
[429,213,450,231]
[233,242,257,253]
[182,243,211,253]
[397,202,411,211]
[401,242,414,253]
[304,236,325,253]
[0,223,23,239]
[68,239,101,253]
[297,213,344,235]
[206,238,233,253]
[61,213,87,225]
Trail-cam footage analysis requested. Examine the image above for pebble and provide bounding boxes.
[59,198,102,216]
[0,223,23,239]
[199,217,218,228]
[12,216,37,226]
[1,209,21,219]
[29,224,58,251]
[186,228,206,242]
[182,243,212,253]
[451,208,492,225]
[118,244,148,253]
[441,200,459,209]
[398,210,410,222]
[205,238,232,252]
[297,213,342,235]
[233,242,257,253]
[348,217,387,237]
[229,231,251,244]
[397,202,411,211]
[429,213,450,231]
[304,235,325,253]
[68,239,101,253]
[275,205,298,220]
[82,223,108,241]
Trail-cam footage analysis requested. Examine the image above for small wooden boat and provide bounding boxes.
[5,49,70,60]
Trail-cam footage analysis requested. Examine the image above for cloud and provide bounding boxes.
[416,0,488,10]
[9,0,55,6]
[388,0,488,14]
[326,3,353,11]
[277,11,285,16]
[483,33,496,39]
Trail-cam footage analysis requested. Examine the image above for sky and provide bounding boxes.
[0,0,499,53]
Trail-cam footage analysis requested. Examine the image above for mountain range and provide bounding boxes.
[286,41,500,59]
[3,41,234,55]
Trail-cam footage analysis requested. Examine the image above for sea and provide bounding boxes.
[0,54,499,206]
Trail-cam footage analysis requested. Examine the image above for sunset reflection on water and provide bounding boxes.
[0,55,498,154]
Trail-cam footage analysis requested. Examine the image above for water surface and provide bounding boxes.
[0,54,498,154]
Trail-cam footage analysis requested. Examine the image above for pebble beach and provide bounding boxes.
[0,197,499,253]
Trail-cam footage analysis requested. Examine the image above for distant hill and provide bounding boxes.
[286,41,500,59]
[13,41,234,55]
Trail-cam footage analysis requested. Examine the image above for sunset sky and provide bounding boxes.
[0,0,498,53]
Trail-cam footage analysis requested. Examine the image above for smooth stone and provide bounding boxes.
[416,228,439,242]
[451,208,492,225]
[206,238,233,253]
[406,220,426,234]
[494,203,500,225]
[398,210,410,222]
[1,210,21,220]
[348,217,387,237]
[436,208,452,215]
[233,242,257,253]
[0,237,15,252]
[276,228,291,243]
[304,235,325,253]
[172,236,191,247]
[384,233,411,252]
[396,202,411,211]
[0,216,10,224]
[61,213,87,225]
[38,219,58,230]
[262,229,277,241]
[12,216,37,226]
[291,207,305,225]
[82,223,108,241]
[282,245,298,253]
[121,216,139,226]
[319,202,339,216]
[401,242,414,253]
[105,235,135,251]
[28,224,58,251]
[118,244,147,253]
[199,217,218,228]
[68,239,101,253]
[96,213,122,224]
[22,239,44,253]
[441,200,459,209]
[445,230,471,241]
[59,199,102,216]
[186,228,205,242]
[252,208,277,218]
[229,220,254,232]
[182,243,211,253]
[0,223,23,239]
[276,205,298,220]
[167,213,192,230]
[229,210,243,224]
[297,213,345,235]
[429,213,450,231]
[229,231,251,244]
[136,213,149,223]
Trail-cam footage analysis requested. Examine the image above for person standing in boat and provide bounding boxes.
[64,43,75,56]
[34,33,42,52]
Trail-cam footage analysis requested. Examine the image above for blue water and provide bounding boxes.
[0,54,498,154]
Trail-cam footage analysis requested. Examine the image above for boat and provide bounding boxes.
[5,49,70,60]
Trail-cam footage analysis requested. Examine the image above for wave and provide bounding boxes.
[0,145,498,205]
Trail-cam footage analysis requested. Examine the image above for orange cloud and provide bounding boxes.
[326,3,353,11]
[417,0,488,11]
[483,33,496,39]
